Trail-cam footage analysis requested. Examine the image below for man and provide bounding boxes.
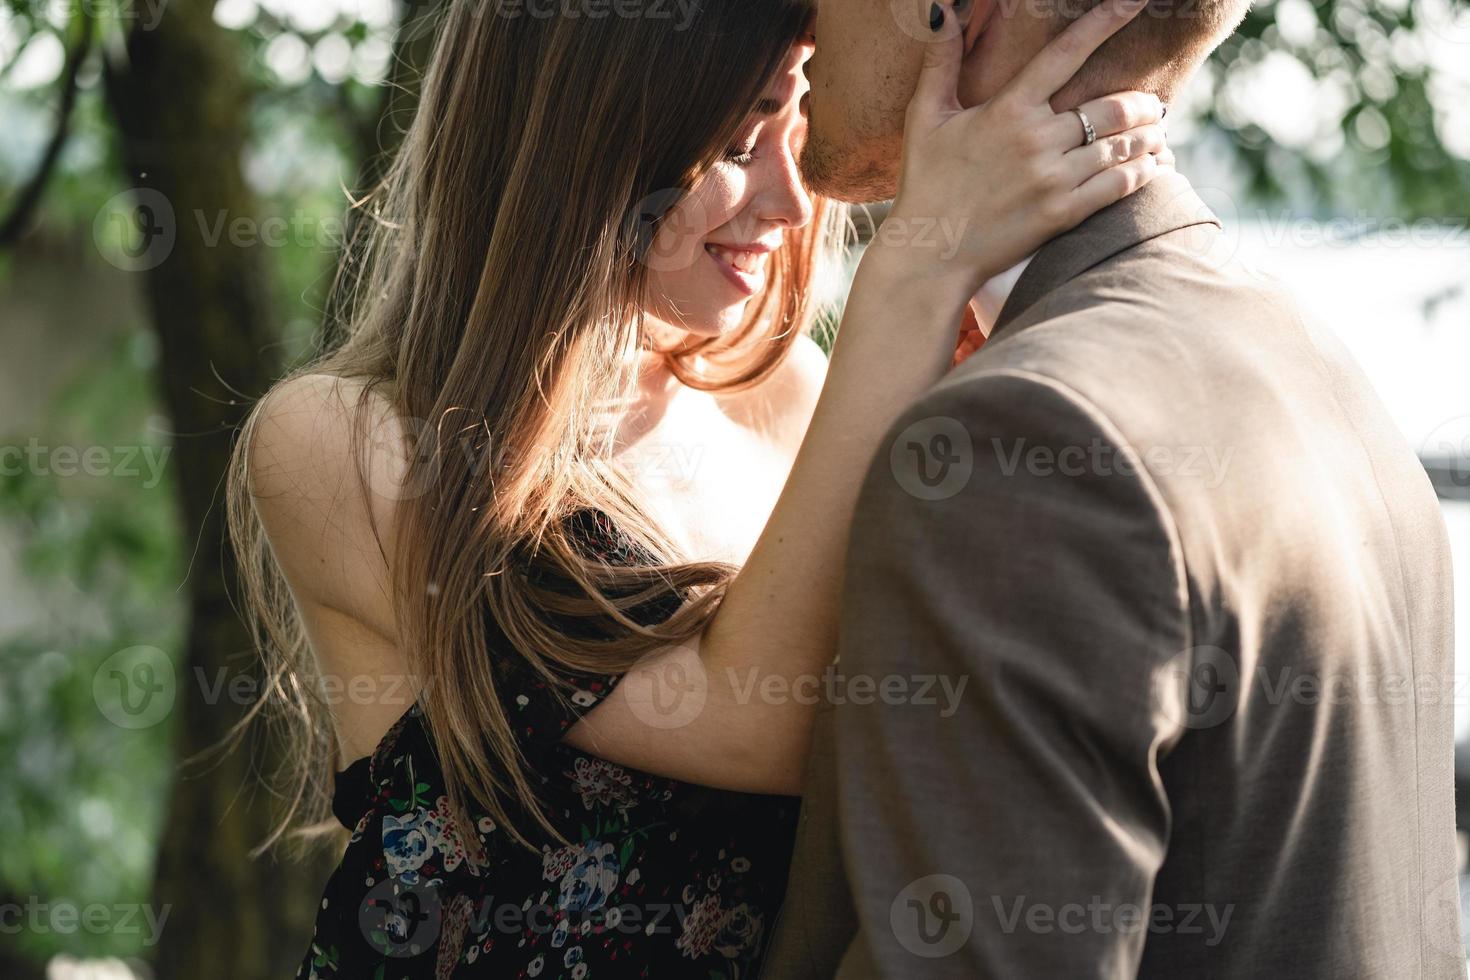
[763,0,1465,976]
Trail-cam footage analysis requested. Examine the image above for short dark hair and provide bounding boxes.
[1051,0,1253,104]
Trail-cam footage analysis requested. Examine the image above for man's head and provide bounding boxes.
[801,0,1252,203]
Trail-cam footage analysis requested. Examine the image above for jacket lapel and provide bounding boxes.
[990,172,1224,339]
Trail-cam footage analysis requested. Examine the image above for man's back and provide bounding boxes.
[763,173,1463,978]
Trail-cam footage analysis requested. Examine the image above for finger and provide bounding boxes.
[908,1,967,127]
[1067,90,1165,139]
[1008,0,1150,105]
[1062,123,1166,188]
[1068,152,1160,223]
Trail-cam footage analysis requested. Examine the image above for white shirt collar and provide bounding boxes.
[970,253,1036,338]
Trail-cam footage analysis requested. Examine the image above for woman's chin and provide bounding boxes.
[649,303,753,342]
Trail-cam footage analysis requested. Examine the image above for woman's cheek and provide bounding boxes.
[695,167,747,235]
[644,196,711,275]
[643,169,746,274]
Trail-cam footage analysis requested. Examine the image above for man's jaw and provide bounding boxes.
[798,128,901,205]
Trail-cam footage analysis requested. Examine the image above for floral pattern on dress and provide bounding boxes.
[382,793,488,884]
[297,511,799,980]
[564,757,641,813]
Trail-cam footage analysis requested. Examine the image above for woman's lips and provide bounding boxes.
[705,243,769,296]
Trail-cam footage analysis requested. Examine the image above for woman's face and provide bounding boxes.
[642,40,817,339]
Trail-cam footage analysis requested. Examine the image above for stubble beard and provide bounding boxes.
[798,119,903,205]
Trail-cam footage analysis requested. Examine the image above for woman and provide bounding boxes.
[229,0,1169,976]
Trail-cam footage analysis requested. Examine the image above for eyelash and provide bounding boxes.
[724,134,758,168]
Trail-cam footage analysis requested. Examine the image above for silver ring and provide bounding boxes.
[1072,107,1097,147]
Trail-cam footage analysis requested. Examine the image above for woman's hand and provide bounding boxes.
[882,0,1168,309]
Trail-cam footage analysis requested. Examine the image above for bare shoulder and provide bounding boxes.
[247,372,405,638]
[764,332,830,452]
[785,331,831,388]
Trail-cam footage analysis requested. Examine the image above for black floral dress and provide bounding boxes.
[299,511,799,980]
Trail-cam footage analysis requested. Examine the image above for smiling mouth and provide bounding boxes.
[705,244,767,275]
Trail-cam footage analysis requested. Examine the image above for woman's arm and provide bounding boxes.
[566,0,1165,793]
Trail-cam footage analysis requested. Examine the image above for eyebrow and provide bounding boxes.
[753,98,785,116]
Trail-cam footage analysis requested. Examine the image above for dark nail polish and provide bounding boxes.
[930,2,944,31]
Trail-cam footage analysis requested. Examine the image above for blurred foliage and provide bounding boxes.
[0,329,182,963]
[1205,0,1470,217]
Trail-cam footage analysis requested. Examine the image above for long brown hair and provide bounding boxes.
[227,0,846,853]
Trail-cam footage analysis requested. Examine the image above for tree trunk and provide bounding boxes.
[103,2,334,977]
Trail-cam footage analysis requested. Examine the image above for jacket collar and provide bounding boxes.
[990,171,1223,338]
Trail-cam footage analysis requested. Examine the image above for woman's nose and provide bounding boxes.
[757,150,815,230]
